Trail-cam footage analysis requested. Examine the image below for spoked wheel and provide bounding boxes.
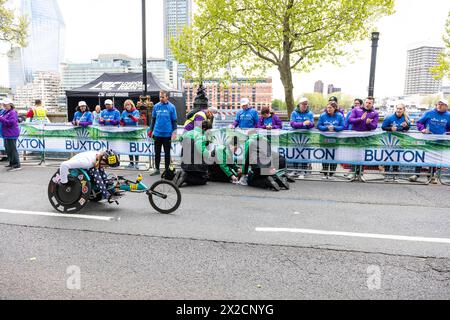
[48,170,91,213]
[147,180,181,214]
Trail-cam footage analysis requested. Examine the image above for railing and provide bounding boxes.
[2,123,450,185]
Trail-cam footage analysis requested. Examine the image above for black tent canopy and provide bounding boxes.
[66,72,186,124]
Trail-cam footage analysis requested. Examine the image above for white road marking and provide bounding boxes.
[255,227,450,244]
[0,208,115,221]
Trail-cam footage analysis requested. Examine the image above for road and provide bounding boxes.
[0,165,449,299]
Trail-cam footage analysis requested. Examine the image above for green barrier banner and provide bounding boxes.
[1,125,450,166]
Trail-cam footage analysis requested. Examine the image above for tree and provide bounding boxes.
[421,94,441,108]
[431,11,450,80]
[0,0,28,48]
[271,99,286,110]
[172,0,394,116]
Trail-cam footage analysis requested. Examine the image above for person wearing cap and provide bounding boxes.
[72,101,93,127]
[0,98,21,171]
[231,98,259,129]
[257,106,282,130]
[184,107,217,132]
[148,90,178,176]
[290,98,314,178]
[409,98,450,183]
[120,99,140,169]
[26,99,48,123]
[99,99,120,126]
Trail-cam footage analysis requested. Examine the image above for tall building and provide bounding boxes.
[314,80,324,94]
[59,54,176,108]
[8,0,65,91]
[14,71,60,111]
[163,0,192,85]
[404,45,444,95]
[183,78,273,111]
[327,84,341,95]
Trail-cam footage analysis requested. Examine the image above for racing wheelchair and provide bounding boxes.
[48,169,181,214]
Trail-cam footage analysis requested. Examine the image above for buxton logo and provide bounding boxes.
[20,127,28,136]
[76,128,90,139]
[381,134,400,148]
[291,135,310,146]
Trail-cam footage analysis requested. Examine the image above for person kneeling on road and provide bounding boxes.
[241,132,291,191]
[58,149,122,200]
[174,121,211,188]
[208,135,242,184]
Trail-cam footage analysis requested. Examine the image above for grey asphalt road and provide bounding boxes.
[0,165,449,299]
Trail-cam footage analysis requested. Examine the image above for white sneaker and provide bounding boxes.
[408,175,418,182]
[347,173,356,180]
[297,174,305,180]
[430,177,438,184]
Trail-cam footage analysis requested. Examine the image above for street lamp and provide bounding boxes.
[142,0,148,97]
[368,32,380,97]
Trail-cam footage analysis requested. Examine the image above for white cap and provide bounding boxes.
[3,98,13,105]
[299,97,308,104]
[104,99,113,105]
[438,98,448,106]
[208,106,218,114]
[240,98,250,106]
[78,101,87,107]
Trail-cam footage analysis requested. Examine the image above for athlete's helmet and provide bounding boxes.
[102,149,120,167]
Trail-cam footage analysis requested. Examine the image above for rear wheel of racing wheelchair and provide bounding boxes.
[48,170,92,213]
[148,180,181,214]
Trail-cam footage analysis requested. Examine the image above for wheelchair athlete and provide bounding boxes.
[58,149,121,200]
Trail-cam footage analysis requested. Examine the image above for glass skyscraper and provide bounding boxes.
[8,0,65,91]
[163,0,192,86]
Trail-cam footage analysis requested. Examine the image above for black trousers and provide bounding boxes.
[322,163,337,175]
[154,136,172,171]
[128,155,139,165]
[4,138,20,167]
[208,164,232,182]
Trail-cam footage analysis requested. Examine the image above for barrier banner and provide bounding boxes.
[1,124,449,166]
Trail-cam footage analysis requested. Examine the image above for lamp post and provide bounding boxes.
[368,32,380,97]
[142,0,148,97]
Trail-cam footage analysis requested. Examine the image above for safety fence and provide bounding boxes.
[1,123,450,185]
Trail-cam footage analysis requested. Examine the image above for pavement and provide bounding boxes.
[0,165,449,299]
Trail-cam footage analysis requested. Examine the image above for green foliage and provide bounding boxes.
[421,94,442,107]
[431,11,450,80]
[172,0,394,115]
[0,0,28,48]
[271,99,286,110]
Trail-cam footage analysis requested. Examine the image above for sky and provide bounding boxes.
[0,0,449,100]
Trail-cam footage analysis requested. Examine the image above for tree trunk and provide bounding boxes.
[278,63,295,117]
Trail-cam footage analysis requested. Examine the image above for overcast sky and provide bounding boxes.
[1,0,449,99]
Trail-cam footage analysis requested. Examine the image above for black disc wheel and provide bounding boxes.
[148,180,181,214]
[48,170,91,214]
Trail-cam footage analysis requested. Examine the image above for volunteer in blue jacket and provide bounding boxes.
[99,99,120,126]
[121,99,141,169]
[409,98,450,183]
[318,101,344,179]
[72,101,93,127]
[231,98,259,129]
[148,90,178,176]
[381,103,410,181]
[290,97,314,179]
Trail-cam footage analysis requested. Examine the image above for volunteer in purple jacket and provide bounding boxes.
[0,98,21,171]
[318,101,345,179]
[257,106,282,129]
[409,98,450,183]
[99,99,120,126]
[72,101,93,127]
[347,96,379,180]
